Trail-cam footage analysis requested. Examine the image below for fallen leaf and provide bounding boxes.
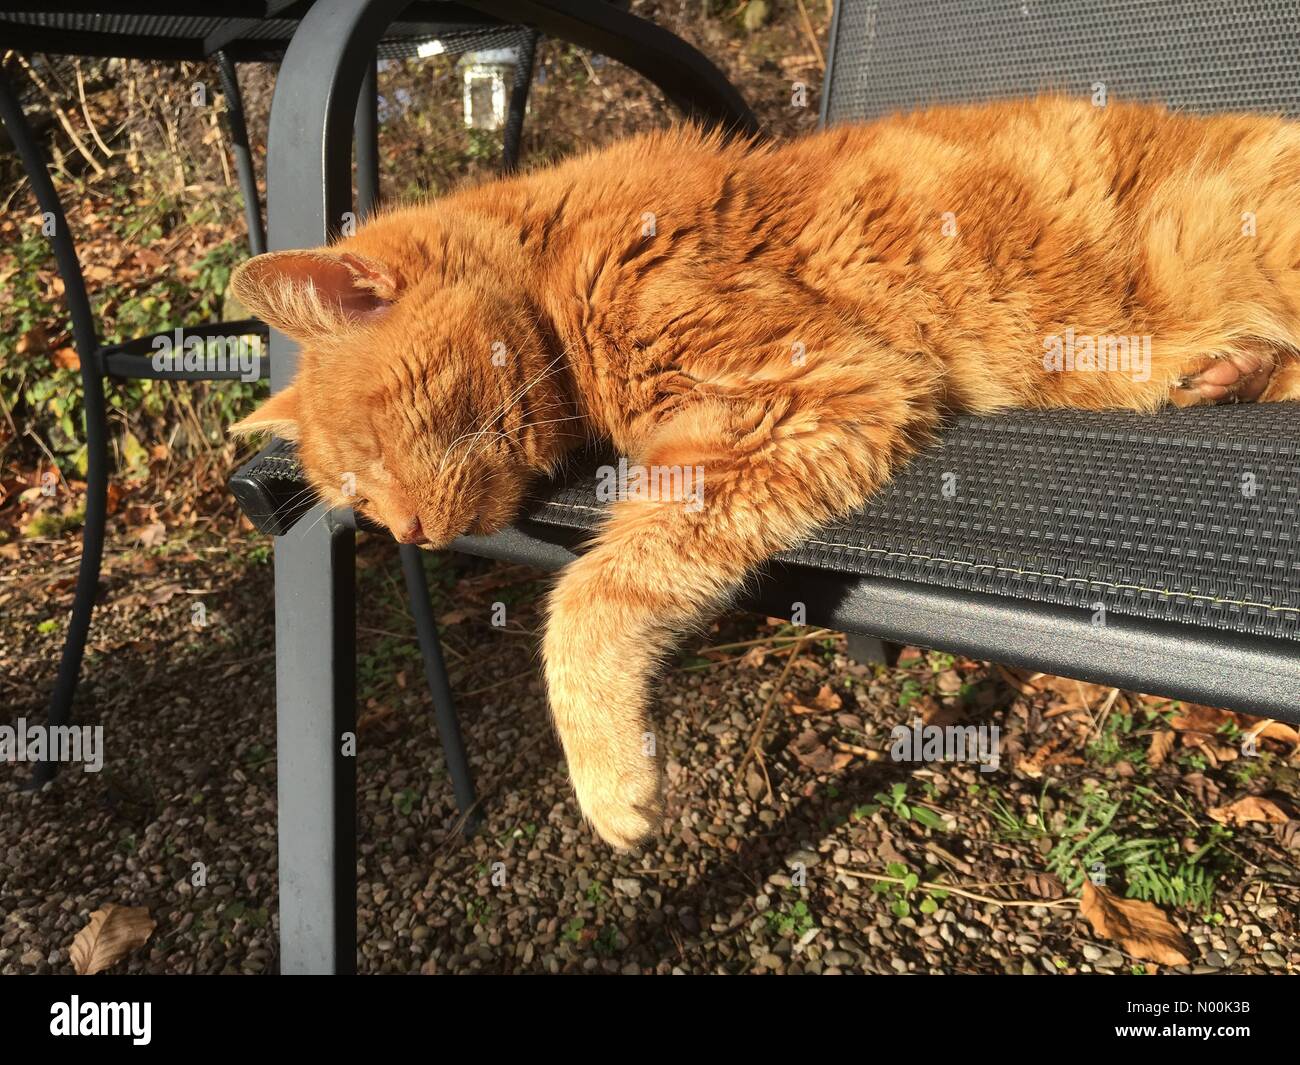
[789,730,853,773]
[133,522,166,548]
[70,904,156,975]
[737,645,768,669]
[1207,795,1290,826]
[1019,739,1060,779]
[438,608,471,625]
[1024,871,1065,900]
[1079,882,1190,966]
[1181,732,1237,766]
[998,666,1124,714]
[146,582,182,606]
[16,326,47,355]
[1147,729,1175,767]
[813,684,842,711]
[1181,772,1221,808]
[51,346,81,371]
[1275,822,1300,850]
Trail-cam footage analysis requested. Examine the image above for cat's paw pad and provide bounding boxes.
[1173,350,1276,405]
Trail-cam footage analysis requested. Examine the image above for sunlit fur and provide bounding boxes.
[232,96,1300,848]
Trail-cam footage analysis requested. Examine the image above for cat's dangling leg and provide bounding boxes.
[543,364,940,849]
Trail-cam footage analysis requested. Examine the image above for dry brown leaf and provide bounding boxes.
[789,730,853,773]
[1018,739,1061,779]
[51,346,81,371]
[16,326,47,355]
[146,582,182,606]
[737,645,768,669]
[133,522,166,548]
[70,904,156,975]
[1243,718,1300,751]
[1180,772,1221,808]
[813,684,842,712]
[1024,871,1066,900]
[437,608,471,625]
[1147,729,1176,767]
[1180,732,1237,766]
[997,666,1118,711]
[1079,882,1190,967]
[1207,795,1290,826]
[1164,702,1297,753]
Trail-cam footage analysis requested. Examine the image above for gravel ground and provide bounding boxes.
[2,530,1297,974]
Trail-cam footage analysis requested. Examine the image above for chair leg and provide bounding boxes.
[0,70,108,789]
[399,546,481,831]
[846,632,902,668]
[215,50,267,256]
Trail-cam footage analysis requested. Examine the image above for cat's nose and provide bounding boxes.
[395,516,427,544]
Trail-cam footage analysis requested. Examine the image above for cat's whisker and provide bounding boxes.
[466,412,586,463]
[438,428,513,472]
[267,484,322,520]
[471,349,569,440]
[439,356,572,471]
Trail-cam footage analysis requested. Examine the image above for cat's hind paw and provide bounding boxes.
[1172,348,1277,405]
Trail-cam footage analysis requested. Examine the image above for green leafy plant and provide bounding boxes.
[764,896,815,938]
[870,862,949,918]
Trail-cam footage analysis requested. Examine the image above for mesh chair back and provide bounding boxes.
[824,0,1300,124]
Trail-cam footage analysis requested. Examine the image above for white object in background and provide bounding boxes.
[458,48,519,131]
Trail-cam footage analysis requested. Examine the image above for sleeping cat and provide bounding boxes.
[230,95,1300,850]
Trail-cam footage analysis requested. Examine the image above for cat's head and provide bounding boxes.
[229,214,575,546]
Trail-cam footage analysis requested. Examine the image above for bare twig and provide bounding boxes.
[14,54,106,176]
[835,867,1080,909]
[735,632,809,781]
[74,59,114,157]
[794,0,827,71]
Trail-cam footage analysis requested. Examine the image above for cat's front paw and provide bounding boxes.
[570,759,664,851]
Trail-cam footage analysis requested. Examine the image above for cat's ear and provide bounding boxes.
[231,249,398,341]
[229,385,301,440]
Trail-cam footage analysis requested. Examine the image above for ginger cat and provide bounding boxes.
[231,96,1300,849]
